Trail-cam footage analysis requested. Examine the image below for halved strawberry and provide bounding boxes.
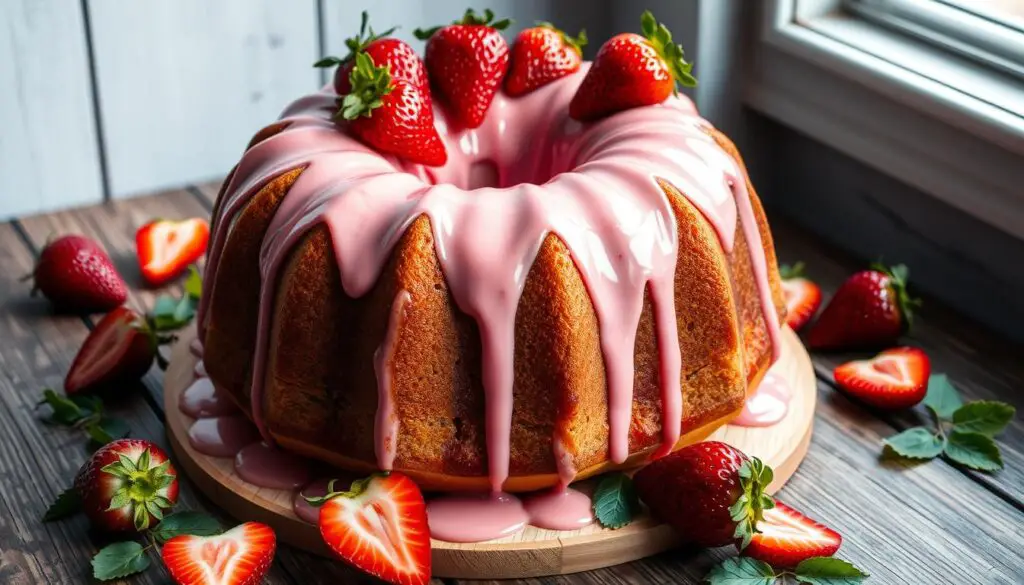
[307,473,430,585]
[162,522,277,585]
[65,307,159,395]
[136,218,210,287]
[779,262,822,332]
[744,501,842,568]
[833,346,931,409]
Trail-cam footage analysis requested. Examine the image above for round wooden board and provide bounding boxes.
[165,325,815,579]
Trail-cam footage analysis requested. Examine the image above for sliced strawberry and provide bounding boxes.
[308,473,430,585]
[833,347,931,409]
[415,9,511,129]
[136,218,210,287]
[65,307,157,395]
[779,262,822,332]
[505,23,586,96]
[340,53,446,166]
[744,501,842,568]
[569,10,697,122]
[73,439,178,533]
[162,522,277,585]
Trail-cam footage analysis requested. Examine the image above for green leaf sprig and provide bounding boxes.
[149,264,203,334]
[313,10,398,69]
[883,374,1015,471]
[706,556,868,585]
[36,390,130,449]
[89,511,224,581]
[592,472,641,529]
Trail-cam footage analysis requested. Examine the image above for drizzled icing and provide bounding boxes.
[198,64,781,493]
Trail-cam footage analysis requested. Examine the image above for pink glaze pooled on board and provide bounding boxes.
[293,478,334,525]
[197,64,782,492]
[193,359,207,378]
[188,415,261,458]
[427,492,529,542]
[732,371,792,427]
[235,442,312,490]
[179,377,239,418]
[522,487,595,531]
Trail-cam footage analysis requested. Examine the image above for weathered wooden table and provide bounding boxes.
[1,183,1021,584]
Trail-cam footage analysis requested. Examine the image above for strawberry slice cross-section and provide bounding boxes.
[306,472,430,585]
[745,501,842,568]
[161,521,277,585]
[833,346,931,409]
[136,218,210,287]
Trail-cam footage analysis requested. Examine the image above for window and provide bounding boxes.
[846,0,1024,79]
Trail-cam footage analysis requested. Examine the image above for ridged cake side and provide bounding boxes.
[201,122,785,492]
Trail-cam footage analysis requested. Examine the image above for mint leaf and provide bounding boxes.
[923,374,962,420]
[151,511,223,543]
[151,291,198,332]
[944,430,1003,471]
[91,541,150,581]
[951,401,1015,437]
[705,556,776,585]
[184,265,203,299]
[592,472,640,529]
[43,487,81,521]
[882,427,944,460]
[85,417,131,446]
[794,557,869,584]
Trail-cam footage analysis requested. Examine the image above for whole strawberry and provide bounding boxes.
[340,52,446,166]
[25,235,127,313]
[415,9,511,129]
[808,264,919,350]
[73,439,178,533]
[569,10,697,122]
[634,441,773,548]
[506,23,587,96]
[314,11,429,101]
[65,307,160,395]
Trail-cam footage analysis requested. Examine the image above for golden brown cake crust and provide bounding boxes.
[203,125,786,492]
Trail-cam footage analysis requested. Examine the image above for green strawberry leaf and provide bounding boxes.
[951,401,1015,437]
[794,557,869,584]
[91,541,151,581]
[42,487,81,522]
[150,288,199,332]
[184,265,203,299]
[882,427,944,460]
[944,430,1003,471]
[592,472,640,529]
[150,511,223,543]
[85,417,131,446]
[38,389,86,426]
[705,556,776,585]
[923,374,963,420]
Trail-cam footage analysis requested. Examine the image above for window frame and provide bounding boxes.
[746,0,1024,239]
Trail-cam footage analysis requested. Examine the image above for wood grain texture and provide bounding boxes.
[770,218,1024,505]
[0,223,298,584]
[163,325,815,579]
[0,0,103,218]
[86,0,320,198]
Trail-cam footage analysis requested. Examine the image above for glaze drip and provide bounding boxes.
[198,64,781,492]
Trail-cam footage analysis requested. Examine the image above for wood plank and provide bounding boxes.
[0,222,296,584]
[0,0,103,218]
[86,0,319,197]
[770,218,1024,504]
[457,379,1024,585]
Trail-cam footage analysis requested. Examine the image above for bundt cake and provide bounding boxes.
[197,63,786,493]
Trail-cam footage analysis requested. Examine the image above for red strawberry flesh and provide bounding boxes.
[162,521,277,585]
[65,306,155,395]
[136,218,210,287]
[745,501,842,568]
[833,346,931,409]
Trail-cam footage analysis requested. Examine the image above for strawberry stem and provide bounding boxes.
[779,262,806,280]
[870,263,921,330]
[337,52,394,121]
[303,473,385,507]
[639,10,698,92]
[314,11,398,68]
[730,457,775,549]
[414,8,512,39]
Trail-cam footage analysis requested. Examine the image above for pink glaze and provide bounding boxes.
[179,377,238,418]
[522,487,594,531]
[198,64,781,491]
[732,371,792,427]
[194,359,207,378]
[427,492,529,543]
[188,415,261,458]
[234,441,312,490]
[373,291,410,470]
[189,338,203,358]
